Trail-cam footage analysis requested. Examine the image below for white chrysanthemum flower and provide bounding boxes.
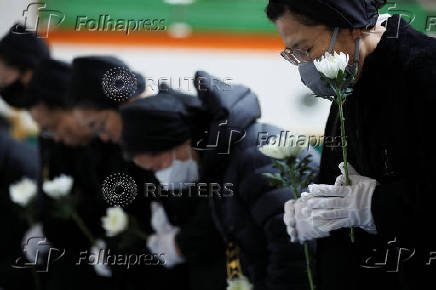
[259,137,304,159]
[9,178,37,207]
[314,51,349,79]
[101,207,128,237]
[43,174,73,199]
[227,276,253,290]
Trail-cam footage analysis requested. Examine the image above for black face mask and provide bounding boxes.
[0,79,29,108]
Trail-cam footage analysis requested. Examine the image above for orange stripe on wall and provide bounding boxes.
[46,30,284,51]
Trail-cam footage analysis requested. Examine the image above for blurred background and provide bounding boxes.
[1,0,435,137]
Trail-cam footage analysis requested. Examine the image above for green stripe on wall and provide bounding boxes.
[43,0,434,33]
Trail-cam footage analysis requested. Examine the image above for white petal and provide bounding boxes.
[9,178,37,207]
[101,207,128,236]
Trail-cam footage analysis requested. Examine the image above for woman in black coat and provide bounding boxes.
[67,56,226,290]
[120,70,318,290]
[26,59,188,290]
[0,127,38,290]
[266,1,436,289]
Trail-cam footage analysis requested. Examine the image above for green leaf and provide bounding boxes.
[337,70,345,83]
[263,173,286,189]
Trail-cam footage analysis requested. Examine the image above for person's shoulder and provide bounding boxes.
[383,15,436,66]
[230,122,281,164]
[400,22,436,65]
[406,42,436,82]
[401,38,436,107]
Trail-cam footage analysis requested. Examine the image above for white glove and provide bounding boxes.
[90,239,112,277]
[307,162,377,233]
[334,162,359,185]
[150,201,174,234]
[148,201,184,268]
[147,228,185,268]
[283,193,330,244]
[22,223,51,265]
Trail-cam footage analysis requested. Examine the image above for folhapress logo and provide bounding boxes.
[11,236,65,272]
[13,2,65,38]
[426,16,436,34]
[75,15,167,35]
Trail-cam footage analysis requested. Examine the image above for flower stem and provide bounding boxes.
[292,188,299,200]
[25,212,34,227]
[337,93,355,243]
[337,100,350,186]
[71,211,95,245]
[304,242,315,290]
[31,266,41,290]
[133,229,148,241]
[292,185,315,289]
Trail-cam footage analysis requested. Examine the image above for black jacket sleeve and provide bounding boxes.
[0,129,38,181]
[371,50,436,247]
[0,129,38,286]
[238,147,309,290]
[174,198,225,263]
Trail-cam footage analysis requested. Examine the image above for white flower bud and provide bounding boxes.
[101,207,128,237]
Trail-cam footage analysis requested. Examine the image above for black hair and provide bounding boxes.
[0,55,30,73]
[266,0,335,30]
[25,59,73,109]
[0,23,50,71]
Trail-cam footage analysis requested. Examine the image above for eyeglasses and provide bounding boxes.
[280,48,311,66]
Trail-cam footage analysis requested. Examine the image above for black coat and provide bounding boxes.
[0,128,38,289]
[191,71,318,290]
[154,87,228,290]
[0,128,38,182]
[162,194,227,290]
[316,14,436,290]
[38,136,190,290]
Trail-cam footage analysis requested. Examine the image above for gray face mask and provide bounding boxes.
[298,27,360,97]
